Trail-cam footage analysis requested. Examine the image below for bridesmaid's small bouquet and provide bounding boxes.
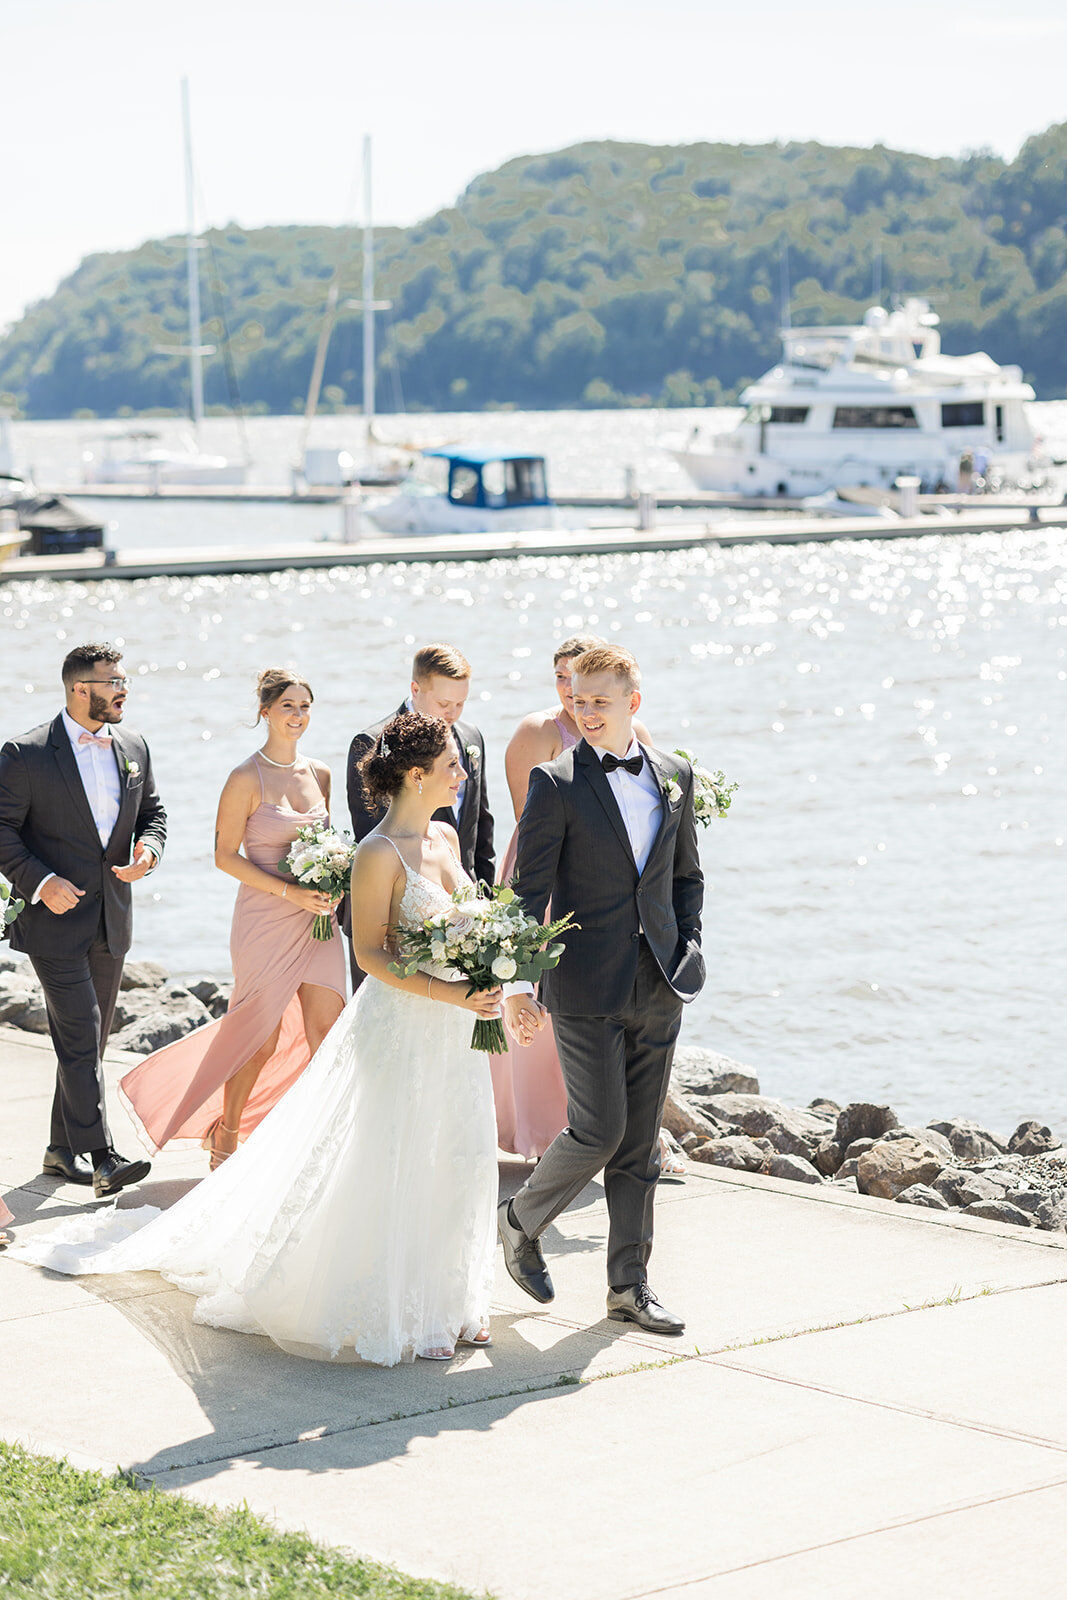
[278,822,356,941]
[674,750,738,826]
[1,874,24,929]
[390,884,578,1055]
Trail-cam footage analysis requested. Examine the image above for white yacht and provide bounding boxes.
[667,301,1059,496]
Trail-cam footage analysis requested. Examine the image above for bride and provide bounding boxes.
[8,713,503,1366]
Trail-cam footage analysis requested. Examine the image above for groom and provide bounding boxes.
[501,644,704,1334]
[0,644,167,1198]
[345,642,495,989]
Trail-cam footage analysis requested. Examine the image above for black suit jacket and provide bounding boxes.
[514,738,704,1016]
[0,714,167,959]
[346,703,495,886]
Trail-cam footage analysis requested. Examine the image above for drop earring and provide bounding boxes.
[416,777,423,795]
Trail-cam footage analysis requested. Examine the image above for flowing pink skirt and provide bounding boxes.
[490,828,569,1159]
[120,884,346,1153]
[0,1197,12,1229]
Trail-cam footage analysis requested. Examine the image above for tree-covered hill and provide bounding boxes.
[3,125,1067,417]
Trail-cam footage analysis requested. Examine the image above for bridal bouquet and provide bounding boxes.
[674,750,738,826]
[390,884,578,1055]
[278,822,356,941]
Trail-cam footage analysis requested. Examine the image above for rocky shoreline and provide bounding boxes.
[2,952,1064,1235]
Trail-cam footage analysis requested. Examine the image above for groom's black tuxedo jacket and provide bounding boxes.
[0,714,167,959]
[346,704,495,886]
[515,738,704,1016]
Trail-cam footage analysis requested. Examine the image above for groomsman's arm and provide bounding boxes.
[471,730,496,887]
[0,742,53,903]
[132,744,167,867]
[513,765,565,928]
[672,764,704,946]
[346,731,380,843]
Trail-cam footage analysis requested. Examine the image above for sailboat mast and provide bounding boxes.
[181,77,204,436]
[362,134,375,431]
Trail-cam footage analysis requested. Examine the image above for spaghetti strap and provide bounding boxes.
[380,835,413,875]
[251,753,266,801]
[433,822,467,881]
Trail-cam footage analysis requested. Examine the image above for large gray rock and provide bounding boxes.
[671,1046,760,1100]
[834,1156,860,1182]
[813,1139,843,1176]
[954,1170,1013,1207]
[760,1153,824,1186]
[119,959,169,992]
[843,1137,878,1162]
[895,1183,951,1211]
[927,1118,1007,1162]
[0,969,40,1026]
[856,1134,947,1200]
[962,1199,1035,1228]
[0,950,28,974]
[879,1125,954,1162]
[661,1085,730,1146]
[701,1093,826,1158]
[187,977,233,1019]
[109,983,211,1055]
[932,1168,968,1206]
[834,1103,900,1150]
[1008,1121,1062,1156]
[1005,1189,1067,1232]
[690,1135,765,1172]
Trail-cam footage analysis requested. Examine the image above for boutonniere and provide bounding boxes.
[664,778,682,806]
[125,758,141,779]
[465,743,480,769]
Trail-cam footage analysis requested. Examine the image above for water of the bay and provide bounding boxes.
[3,412,1065,1134]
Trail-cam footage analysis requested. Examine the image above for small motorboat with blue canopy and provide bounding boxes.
[367,446,557,535]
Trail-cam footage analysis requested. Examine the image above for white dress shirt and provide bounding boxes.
[32,710,125,903]
[507,738,663,999]
[598,739,662,873]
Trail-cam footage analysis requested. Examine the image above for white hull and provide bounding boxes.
[367,494,556,536]
[670,442,1036,498]
[84,459,249,487]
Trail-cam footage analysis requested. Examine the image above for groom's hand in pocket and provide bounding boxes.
[504,995,547,1047]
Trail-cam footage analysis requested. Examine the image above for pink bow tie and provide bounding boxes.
[78,730,112,748]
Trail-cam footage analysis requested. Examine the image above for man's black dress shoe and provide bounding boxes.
[606,1283,685,1335]
[497,1200,554,1303]
[93,1150,151,1199]
[41,1146,94,1186]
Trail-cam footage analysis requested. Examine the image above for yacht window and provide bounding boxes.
[482,460,506,501]
[449,464,481,505]
[941,402,984,428]
[768,407,809,424]
[505,458,547,505]
[833,406,919,429]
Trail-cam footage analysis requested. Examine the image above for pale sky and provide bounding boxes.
[3,0,1065,332]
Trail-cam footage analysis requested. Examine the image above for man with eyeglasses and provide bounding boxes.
[0,643,167,1199]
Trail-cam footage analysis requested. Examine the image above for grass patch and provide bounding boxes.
[0,1442,485,1599]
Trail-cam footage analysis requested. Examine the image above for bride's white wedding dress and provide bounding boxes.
[9,841,499,1365]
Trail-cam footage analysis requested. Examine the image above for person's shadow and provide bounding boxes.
[34,1164,633,1488]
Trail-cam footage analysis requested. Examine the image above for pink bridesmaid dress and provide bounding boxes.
[120,776,346,1153]
[490,715,574,1159]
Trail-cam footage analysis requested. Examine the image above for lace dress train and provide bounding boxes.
[9,857,499,1366]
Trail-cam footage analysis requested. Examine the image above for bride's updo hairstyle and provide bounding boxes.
[256,668,313,720]
[359,711,449,805]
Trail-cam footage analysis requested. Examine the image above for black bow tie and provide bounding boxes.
[602,752,644,776]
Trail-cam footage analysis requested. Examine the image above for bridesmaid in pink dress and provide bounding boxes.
[120,670,346,1169]
[492,635,663,1161]
[0,1196,12,1247]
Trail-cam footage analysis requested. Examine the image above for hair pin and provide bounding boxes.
[380,736,391,757]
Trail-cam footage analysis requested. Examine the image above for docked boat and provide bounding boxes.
[80,427,247,488]
[667,301,1062,496]
[1,470,105,556]
[366,447,557,535]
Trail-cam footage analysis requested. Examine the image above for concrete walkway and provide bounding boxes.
[3,1022,1067,1599]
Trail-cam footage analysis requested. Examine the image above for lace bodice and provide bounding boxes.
[386,829,472,981]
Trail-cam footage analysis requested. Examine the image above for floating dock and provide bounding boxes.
[3,505,1064,584]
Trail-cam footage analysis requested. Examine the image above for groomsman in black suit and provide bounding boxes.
[345,643,495,989]
[500,644,704,1333]
[0,644,167,1198]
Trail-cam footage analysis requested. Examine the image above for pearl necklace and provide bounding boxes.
[256,750,298,769]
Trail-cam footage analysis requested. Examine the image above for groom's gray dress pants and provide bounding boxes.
[511,938,683,1290]
[30,917,121,1154]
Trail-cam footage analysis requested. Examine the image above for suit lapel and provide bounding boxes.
[575,740,637,872]
[49,716,101,845]
[637,745,679,880]
[106,728,134,847]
